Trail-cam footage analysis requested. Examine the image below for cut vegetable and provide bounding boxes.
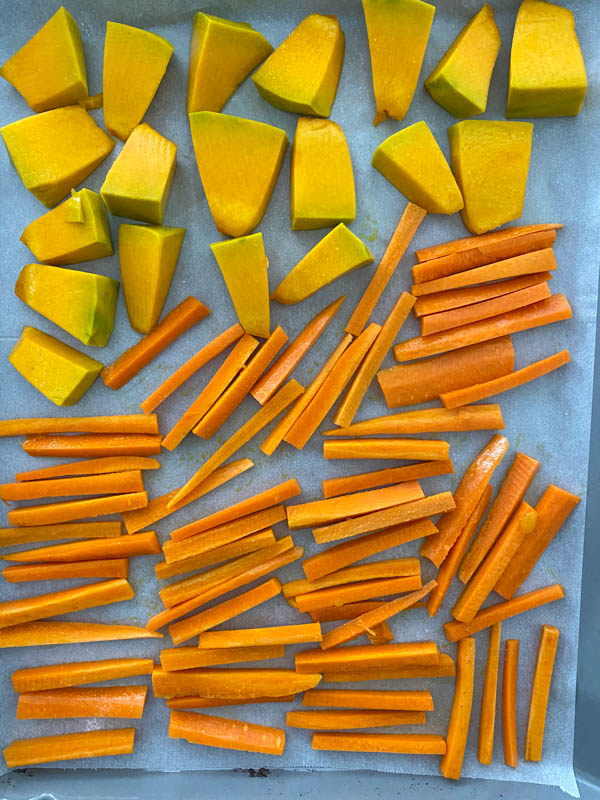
[285,558,421,599]
[323,439,450,462]
[0,621,161,648]
[4,530,160,564]
[198,622,322,649]
[3,728,135,767]
[525,624,559,762]
[287,710,425,730]
[22,433,162,458]
[8,491,148,527]
[0,414,157,437]
[12,657,154,693]
[323,654,455,682]
[3,559,129,583]
[15,456,159,482]
[302,689,433,711]
[0,469,144,502]
[153,667,321,699]
[296,641,439,674]
[169,709,285,755]
[478,622,501,765]
[166,696,294,709]
[327,406,503,438]
[295,575,423,613]
[0,522,123,548]
[312,732,446,755]
[322,460,454,499]
[502,639,519,768]
[160,644,284,671]
[440,637,475,780]
[17,685,148,719]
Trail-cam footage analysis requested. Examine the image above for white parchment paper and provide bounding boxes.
[0,0,598,795]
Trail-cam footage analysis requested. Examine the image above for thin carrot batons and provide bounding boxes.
[478,622,502,765]
[3,530,160,563]
[0,621,161,648]
[152,667,321,699]
[525,625,559,762]
[3,728,135,767]
[12,657,154,692]
[23,434,162,458]
[295,642,439,674]
[287,710,426,729]
[323,654,456,682]
[15,456,160,482]
[169,709,285,755]
[312,732,446,755]
[326,406,504,437]
[0,470,144,502]
[160,644,285,671]
[440,637,476,780]
[8,491,148,527]
[285,558,421,599]
[17,686,148,719]
[323,439,450,462]
[295,575,423,613]
[166,696,294,709]
[198,623,322,649]
[302,689,433,711]
[0,522,122,548]
[3,558,129,583]
[322,460,454,499]
[0,415,158,437]
[503,639,519,768]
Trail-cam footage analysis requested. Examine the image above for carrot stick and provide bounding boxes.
[296,641,439,674]
[413,272,553,317]
[326,406,504,437]
[153,667,322,699]
[22,434,162,458]
[284,558,421,599]
[459,452,541,584]
[0,620,161,647]
[441,350,571,409]
[122,459,253,534]
[296,575,423,613]
[170,380,303,507]
[394,295,572,362]
[366,621,394,645]
[495,485,580,599]
[314,492,456,545]
[3,728,136,767]
[323,439,450,461]
[0,522,122,548]
[478,622,502,765]
[309,601,394,622]
[0,470,144,502]
[140,323,244,413]
[451,503,538,623]
[102,296,210,390]
[192,326,288,439]
[251,296,345,404]
[443,584,565,642]
[15,456,160,482]
[525,624,560,761]
[312,731,446,755]
[160,644,285,671]
[426,485,493,618]
[167,695,295,709]
[168,709,285,755]
[288,710,426,729]
[335,292,415,427]
[322,460,454,499]
[302,689,434,711]
[8,491,148,527]
[171,479,301,542]
[439,637,476,780]
[12,657,154,692]
[415,223,562,263]
[3,530,160,563]
[379,337,515,408]
[323,654,456,682]
[199,622,322,650]
[502,638,519,768]
[0,415,158,437]
[420,434,509,568]
[3,558,129,583]
[17,686,148,719]
[161,334,259,450]
[345,203,427,337]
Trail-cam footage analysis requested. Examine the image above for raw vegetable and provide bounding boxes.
[478,622,502,765]
[8,491,148,527]
[440,637,475,779]
[312,732,446,754]
[326,406,504,437]
[503,639,520,768]
[12,657,154,692]
[3,728,135,767]
[0,414,158,437]
[301,689,433,711]
[0,522,122,548]
[287,710,426,729]
[152,667,321,699]
[323,439,450,461]
[0,469,144,502]
[23,433,162,458]
[169,709,285,755]
[14,456,159,482]
[0,621,161,648]
[3,559,129,583]
[198,623,322,649]
[323,654,456,683]
[525,625,560,761]
[295,575,423,613]
[17,685,148,719]
[3,530,160,563]
[322,460,454,499]
[160,644,284,671]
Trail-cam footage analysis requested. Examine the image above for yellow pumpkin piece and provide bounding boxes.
[103,22,173,141]
[291,118,355,231]
[425,4,501,118]
[64,191,84,223]
[449,120,533,235]
[189,112,287,238]
[79,93,103,111]
[100,123,177,225]
[211,233,270,338]
[272,224,373,306]
[119,224,186,335]
[0,107,114,208]
[252,14,344,117]
[507,0,587,118]
[9,326,103,407]
[188,13,272,113]
[372,121,463,215]
[20,189,113,266]
[15,264,119,348]
[362,0,435,125]
[0,7,87,113]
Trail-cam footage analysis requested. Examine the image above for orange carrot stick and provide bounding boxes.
[0,415,158,437]
[323,439,450,461]
[102,296,210,390]
[23,433,162,458]
[0,621,161,648]
[296,641,439,674]
[3,558,129,583]
[323,654,456,682]
[170,380,303,507]
[296,575,423,613]
[3,728,135,767]
[443,584,565,642]
[415,223,562,263]
[308,601,390,622]
[198,622,322,650]
[451,503,538,623]
[153,667,321,699]
[160,644,285,671]
[166,695,295,709]
[325,406,504,437]
[379,337,515,408]
[312,731,446,755]
[495,485,580,599]
[0,522,122,548]
[459,452,541,584]
[122,459,253,534]
[284,558,421,599]
[426,485,493,618]
[12,657,154,692]
[345,203,427,337]
[302,689,434,711]
[366,621,394,645]
[251,295,345,405]
[17,686,148,719]
[322,460,454,499]
[15,456,160,482]
[287,482,424,530]
[478,622,502,765]
[440,637,476,780]
[192,326,288,439]
[335,292,415,427]
[441,350,571,409]
[314,492,456,545]
[394,295,572,362]
[503,638,519,768]
[161,334,259,450]
[525,624,560,762]
[8,491,148,527]
[288,710,426,729]
[303,519,437,581]
[140,323,244,413]
[0,470,144,502]
[420,434,509,568]
[3,530,160,563]
[169,709,285,755]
